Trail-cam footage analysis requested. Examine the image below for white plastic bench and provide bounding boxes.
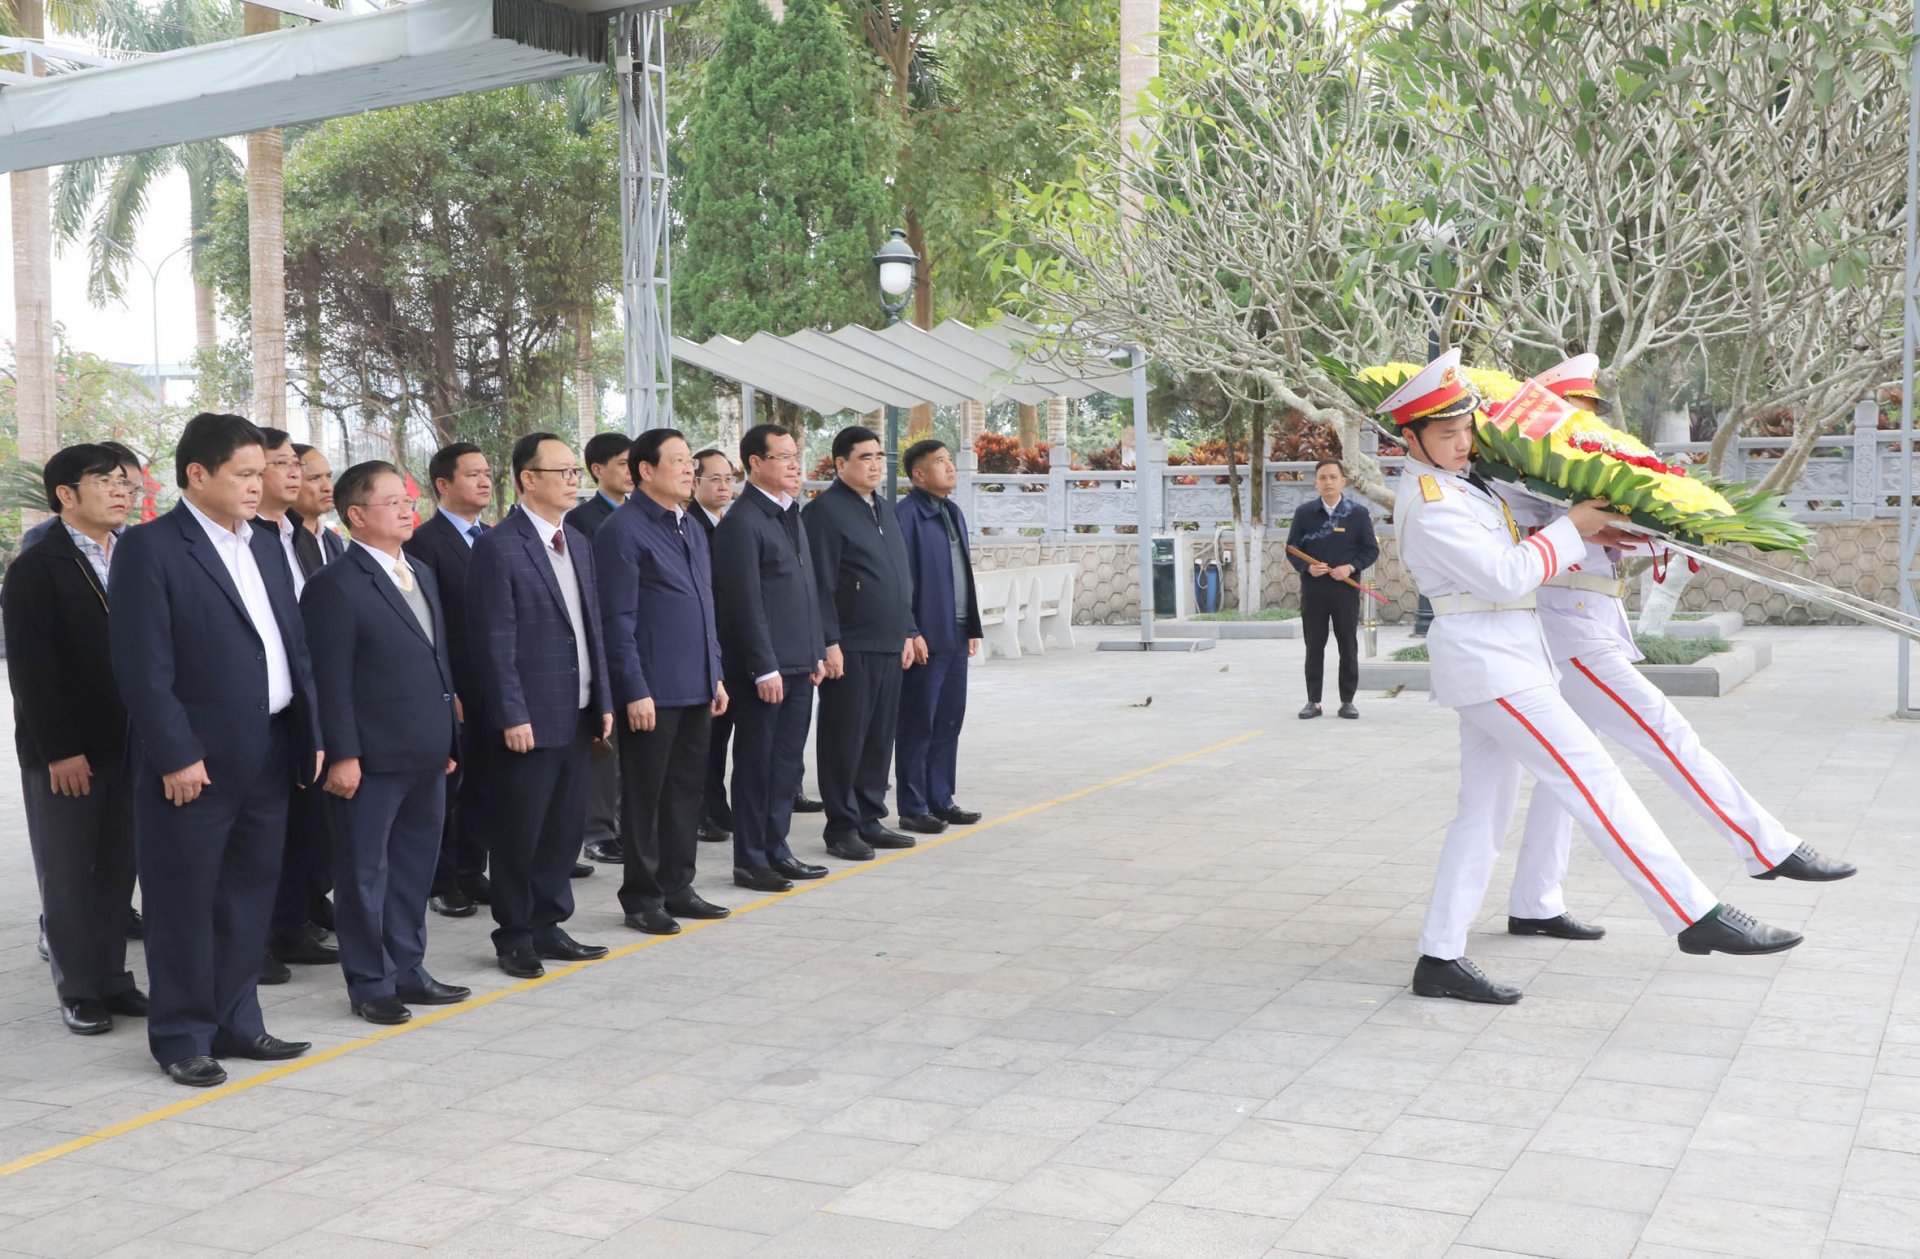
[972,568,1024,661]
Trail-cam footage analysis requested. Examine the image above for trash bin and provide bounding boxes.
[1150,535,1178,617]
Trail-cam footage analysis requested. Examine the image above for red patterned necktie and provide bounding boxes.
[551,532,565,556]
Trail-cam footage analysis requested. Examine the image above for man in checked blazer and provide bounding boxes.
[466,433,614,979]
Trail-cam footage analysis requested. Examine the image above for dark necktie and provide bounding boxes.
[468,523,485,542]
[1464,469,1495,497]
[551,532,566,556]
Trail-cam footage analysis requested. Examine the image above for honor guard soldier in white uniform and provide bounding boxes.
[1383,350,1804,1005]
[1496,356,1854,943]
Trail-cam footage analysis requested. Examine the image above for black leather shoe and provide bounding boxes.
[271,927,340,966]
[933,804,982,826]
[862,826,915,850]
[826,835,876,861]
[1412,955,1522,1004]
[570,862,594,879]
[61,1000,112,1036]
[1298,702,1322,719]
[259,953,292,985]
[353,996,411,1025]
[1338,703,1360,720]
[458,876,492,905]
[735,866,795,893]
[898,813,948,835]
[498,949,544,979]
[103,988,149,1017]
[1677,903,1803,956]
[220,1034,311,1061]
[793,793,825,813]
[430,889,478,918]
[772,857,828,881]
[165,1056,226,1088]
[126,907,144,940]
[1508,913,1606,941]
[584,838,624,864]
[535,932,609,962]
[663,892,731,920]
[1753,843,1857,882]
[696,818,730,842]
[625,908,681,936]
[36,926,48,962]
[397,977,471,1005]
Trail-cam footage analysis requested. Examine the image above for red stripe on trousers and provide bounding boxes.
[1495,697,1695,925]
[1568,656,1773,870]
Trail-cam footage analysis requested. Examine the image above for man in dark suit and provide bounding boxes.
[1286,459,1380,720]
[594,429,732,935]
[566,431,633,868]
[894,440,986,835]
[712,424,829,894]
[467,432,614,977]
[294,444,348,565]
[303,462,469,1025]
[803,425,919,862]
[404,442,494,918]
[4,445,145,1036]
[690,448,738,843]
[109,412,322,1087]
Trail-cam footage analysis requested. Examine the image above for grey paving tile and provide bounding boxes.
[740,1131,914,1187]
[1826,1192,1920,1250]
[1279,1197,1467,1259]
[317,1182,507,1248]
[149,1188,354,1251]
[991,1163,1169,1224]
[580,1217,763,1258]
[1157,1158,1333,1219]
[1052,1123,1221,1179]
[484,1175,678,1241]
[1368,1116,1533,1170]
[1641,1194,1830,1256]
[825,1168,1005,1229]
[1454,1196,1645,1259]
[743,1211,941,1259]
[0,1197,188,1258]
[1327,1154,1502,1215]
[1097,1202,1289,1258]
[656,1171,837,1234]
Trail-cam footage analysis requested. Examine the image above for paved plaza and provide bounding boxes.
[0,626,1914,1257]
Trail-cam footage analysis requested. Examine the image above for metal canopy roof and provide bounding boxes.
[671,316,1139,415]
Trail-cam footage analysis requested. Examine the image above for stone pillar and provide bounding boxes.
[957,399,985,527]
[717,390,743,467]
[1046,395,1070,465]
[1852,399,1880,520]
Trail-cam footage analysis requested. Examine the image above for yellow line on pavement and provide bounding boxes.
[0,728,1262,1178]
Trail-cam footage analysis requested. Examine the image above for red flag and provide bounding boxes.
[403,470,422,528]
[1498,379,1579,441]
[140,468,161,524]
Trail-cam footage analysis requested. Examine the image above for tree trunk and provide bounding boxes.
[904,211,934,440]
[1245,393,1267,612]
[1017,403,1039,448]
[9,0,55,515]
[192,275,218,356]
[244,5,287,430]
[302,276,324,451]
[574,306,596,447]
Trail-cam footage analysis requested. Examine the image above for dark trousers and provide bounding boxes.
[324,766,445,1002]
[895,644,969,817]
[485,712,591,953]
[582,741,620,846]
[703,708,734,830]
[23,760,136,1004]
[269,782,331,946]
[730,672,813,869]
[433,721,490,895]
[617,705,712,914]
[1301,580,1361,704]
[816,650,903,841]
[134,717,290,1065]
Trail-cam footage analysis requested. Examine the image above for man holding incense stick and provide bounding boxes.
[1286,459,1379,720]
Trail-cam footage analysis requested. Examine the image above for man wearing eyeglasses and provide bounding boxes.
[690,448,737,843]
[466,433,614,978]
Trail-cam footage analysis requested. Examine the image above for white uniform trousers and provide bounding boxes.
[1418,682,1719,960]
[1509,646,1801,918]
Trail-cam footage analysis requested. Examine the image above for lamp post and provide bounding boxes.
[872,227,919,502]
[94,234,192,401]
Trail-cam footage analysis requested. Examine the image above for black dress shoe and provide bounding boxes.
[862,825,915,849]
[933,804,982,826]
[36,926,48,962]
[1338,703,1360,720]
[259,953,292,985]
[271,927,340,966]
[1412,955,1522,1004]
[584,838,624,864]
[793,793,825,813]
[772,857,828,881]
[663,892,731,920]
[397,977,471,1005]
[1508,913,1606,941]
[625,908,682,935]
[534,932,609,962]
[1676,903,1803,956]
[219,1034,311,1061]
[735,866,795,893]
[1298,702,1323,719]
[498,949,545,979]
[103,988,149,1017]
[570,862,594,879]
[1753,843,1857,882]
[165,1056,227,1088]
[430,889,478,918]
[458,876,492,905]
[61,1000,112,1036]
[353,996,412,1025]
[126,907,144,940]
[696,818,730,842]
[898,813,948,835]
[826,835,875,861]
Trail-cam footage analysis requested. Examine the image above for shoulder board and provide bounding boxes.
[1419,475,1443,503]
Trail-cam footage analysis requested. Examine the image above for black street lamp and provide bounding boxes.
[872,227,919,501]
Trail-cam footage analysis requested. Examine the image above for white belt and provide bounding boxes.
[1544,572,1627,598]
[1427,592,1537,615]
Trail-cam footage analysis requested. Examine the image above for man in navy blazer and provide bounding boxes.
[566,430,634,869]
[467,432,614,978]
[302,462,469,1026]
[894,441,986,834]
[108,413,322,1087]
[594,429,732,936]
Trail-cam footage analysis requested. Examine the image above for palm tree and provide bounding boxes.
[243,3,290,432]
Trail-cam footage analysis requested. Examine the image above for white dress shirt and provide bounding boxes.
[700,505,722,529]
[184,497,294,714]
[523,508,593,709]
[269,512,304,598]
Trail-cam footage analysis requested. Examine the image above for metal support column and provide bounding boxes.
[618,8,672,435]
[1899,0,1920,716]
